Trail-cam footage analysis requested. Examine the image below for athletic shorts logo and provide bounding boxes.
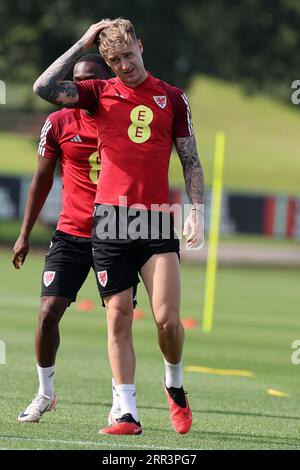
[46,240,53,256]
[98,270,108,287]
[43,271,56,287]
[153,95,167,109]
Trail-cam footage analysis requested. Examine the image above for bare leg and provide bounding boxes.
[17,296,71,421]
[36,296,71,366]
[104,288,135,384]
[140,253,184,364]
[140,253,192,434]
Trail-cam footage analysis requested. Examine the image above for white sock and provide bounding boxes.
[164,358,183,389]
[37,364,55,398]
[115,384,139,423]
[111,378,122,419]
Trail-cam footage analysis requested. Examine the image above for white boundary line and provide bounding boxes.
[0,435,198,450]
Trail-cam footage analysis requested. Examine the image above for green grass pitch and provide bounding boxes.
[0,250,299,450]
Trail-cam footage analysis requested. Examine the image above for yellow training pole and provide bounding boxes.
[202,132,225,333]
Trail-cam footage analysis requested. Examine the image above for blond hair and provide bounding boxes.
[97,18,137,58]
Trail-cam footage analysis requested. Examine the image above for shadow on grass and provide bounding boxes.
[138,404,300,422]
[7,396,300,424]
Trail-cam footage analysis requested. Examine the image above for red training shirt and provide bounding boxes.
[38,108,99,237]
[75,73,194,209]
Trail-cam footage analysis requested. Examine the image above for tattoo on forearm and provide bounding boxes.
[33,42,84,105]
[175,136,204,204]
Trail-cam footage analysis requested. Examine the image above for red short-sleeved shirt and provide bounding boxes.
[75,73,194,209]
[38,108,99,237]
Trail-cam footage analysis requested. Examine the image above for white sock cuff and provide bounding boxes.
[164,358,183,388]
[37,364,55,373]
[37,364,55,398]
[163,358,183,368]
[115,384,136,392]
[114,384,138,422]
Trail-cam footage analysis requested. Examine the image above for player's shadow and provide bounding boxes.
[199,408,300,421]
[63,401,109,407]
[19,398,300,424]
[138,404,300,422]
[54,400,300,421]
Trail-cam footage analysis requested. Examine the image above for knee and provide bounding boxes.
[38,301,63,332]
[156,308,181,336]
[107,305,133,337]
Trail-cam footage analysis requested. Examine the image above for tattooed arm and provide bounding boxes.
[175,135,204,205]
[33,20,111,106]
[175,135,205,248]
[33,42,82,107]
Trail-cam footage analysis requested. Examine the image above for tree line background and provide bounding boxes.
[0,0,300,103]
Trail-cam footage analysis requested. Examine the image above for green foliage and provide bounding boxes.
[1,0,300,95]
[181,0,300,96]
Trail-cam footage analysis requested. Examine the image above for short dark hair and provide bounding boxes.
[75,54,111,76]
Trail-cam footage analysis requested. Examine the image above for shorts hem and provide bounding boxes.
[40,292,76,302]
[100,283,138,300]
[138,247,180,270]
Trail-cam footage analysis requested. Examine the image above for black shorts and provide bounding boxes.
[92,204,180,301]
[41,230,94,302]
